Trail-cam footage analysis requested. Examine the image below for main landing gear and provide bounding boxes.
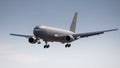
[43,41,71,48]
[65,44,71,48]
[44,45,50,48]
[44,41,50,48]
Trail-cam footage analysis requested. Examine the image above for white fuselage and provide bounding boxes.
[33,25,74,43]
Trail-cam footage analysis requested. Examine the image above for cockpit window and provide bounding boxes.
[35,26,39,29]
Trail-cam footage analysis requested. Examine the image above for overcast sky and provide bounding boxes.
[0,0,120,68]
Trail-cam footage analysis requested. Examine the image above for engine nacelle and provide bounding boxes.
[65,35,74,42]
[28,37,37,44]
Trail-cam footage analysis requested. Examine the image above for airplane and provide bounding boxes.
[10,12,118,48]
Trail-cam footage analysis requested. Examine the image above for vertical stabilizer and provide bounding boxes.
[70,12,78,33]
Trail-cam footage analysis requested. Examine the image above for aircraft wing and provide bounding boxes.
[73,29,118,38]
[10,33,33,38]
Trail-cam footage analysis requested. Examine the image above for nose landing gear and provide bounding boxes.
[37,41,41,44]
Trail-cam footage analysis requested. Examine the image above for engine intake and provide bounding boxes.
[65,35,74,42]
[28,37,37,44]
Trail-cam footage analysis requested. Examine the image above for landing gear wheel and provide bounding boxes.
[65,44,68,48]
[65,44,71,48]
[44,45,46,48]
[68,44,71,47]
[44,45,50,48]
[46,45,50,48]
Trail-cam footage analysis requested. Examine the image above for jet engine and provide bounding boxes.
[65,35,74,42]
[28,37,37,44]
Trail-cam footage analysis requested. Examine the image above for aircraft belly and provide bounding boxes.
[43,36,65,43]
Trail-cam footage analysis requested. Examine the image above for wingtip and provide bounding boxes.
[113,28,119,31]
[10,33,12,35]
[108,28,119,32]
[10,33,14,35]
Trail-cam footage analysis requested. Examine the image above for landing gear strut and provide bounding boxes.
[65,44,71,48]
[44,41,50,48]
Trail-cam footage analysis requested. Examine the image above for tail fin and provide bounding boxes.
[70,12,78,33]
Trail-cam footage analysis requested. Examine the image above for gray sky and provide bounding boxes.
[0,0,120,68]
